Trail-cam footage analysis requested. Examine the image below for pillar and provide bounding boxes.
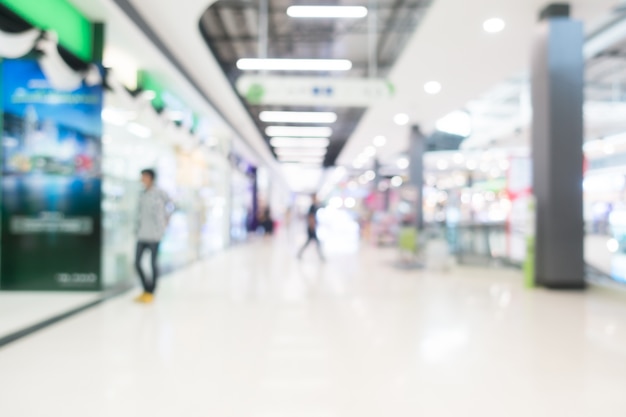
[409,125,425,230]
[531,4,585,289]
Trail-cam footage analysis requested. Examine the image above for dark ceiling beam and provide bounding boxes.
[206,26,419,43]
[212,2,428,13]
[210,8,236,61]
[232,9,256,56]
[376,0,406,61]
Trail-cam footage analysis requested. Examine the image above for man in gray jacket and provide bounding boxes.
[135,169,172,303]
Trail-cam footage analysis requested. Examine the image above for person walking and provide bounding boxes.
[135,169,172,303]
[298,195,324,261]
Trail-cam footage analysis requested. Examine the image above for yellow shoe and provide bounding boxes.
[134,293,148,303]
[134,293,154,303]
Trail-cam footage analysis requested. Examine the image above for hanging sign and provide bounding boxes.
[237,75,395,107]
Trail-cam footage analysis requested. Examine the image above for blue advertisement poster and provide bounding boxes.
[1,59,103,291]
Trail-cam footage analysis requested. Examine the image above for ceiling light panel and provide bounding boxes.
[259,111,337,124]
[287,6,368,19]
[237,58,352,71]
[270,137,330,148]
[265,126,333,137]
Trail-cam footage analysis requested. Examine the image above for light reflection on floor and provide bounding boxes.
[1,232,626,416]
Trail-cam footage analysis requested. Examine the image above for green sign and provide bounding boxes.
[0,0,93,61]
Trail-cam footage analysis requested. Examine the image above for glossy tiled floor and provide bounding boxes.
[1,235,626,416]
[0,291,100,339]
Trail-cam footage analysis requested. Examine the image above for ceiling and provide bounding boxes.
[338,0,618,166]
[70,0,626,192]
[199,0,433,167]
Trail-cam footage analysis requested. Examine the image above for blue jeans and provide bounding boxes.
[135,241,160,294]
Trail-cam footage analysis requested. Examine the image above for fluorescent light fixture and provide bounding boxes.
[278,154,324,160]
[237,58,352,71]
[424,81,442,95]
[274,148,327,157]
[127,122,152,138]
[436,111,472,137]
[373,135,387,147]
[287,6,368,18]
[270,137,330,148]
[140,90,157,101]
[266,126,332,137]
[483,18,506,33]
[102,109,127,126]
[394,113,410,126]
[167,110,186,121]
[102,108,136,126]
[259,111,337,124]
[278,156,325,164]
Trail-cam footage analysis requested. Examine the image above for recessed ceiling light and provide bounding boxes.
[373,135,387,147]
[391,176,403,187]
[237,58,352,72]
[364,170,376,181]
[424,81,442,95]
[259,111,337,124]
[265,126,333,137]
[353,160,364,168]
[270,137,330,148]
[364,146,377,157]
[394,113,410,126]
[483,18,506,34]
[287,6,368,19]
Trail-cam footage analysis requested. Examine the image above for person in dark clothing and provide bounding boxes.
[298,195,324,260]
[259,207,274,235]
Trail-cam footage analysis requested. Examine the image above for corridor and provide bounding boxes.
[1,236,626,416]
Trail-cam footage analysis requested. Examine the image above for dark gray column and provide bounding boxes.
[531,4,585,289]
[373,158,381,189]
[409,125,425,230]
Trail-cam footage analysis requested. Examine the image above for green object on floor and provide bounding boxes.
[398,227,417,253]
[524,236,535,288]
